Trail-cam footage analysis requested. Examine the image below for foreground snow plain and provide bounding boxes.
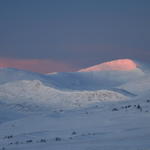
[0,97,150,150]
[0,59,150,150]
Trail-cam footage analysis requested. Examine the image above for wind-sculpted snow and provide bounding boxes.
[0,80,127,110]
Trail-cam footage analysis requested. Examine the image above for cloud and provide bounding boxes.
[0,58,76,73]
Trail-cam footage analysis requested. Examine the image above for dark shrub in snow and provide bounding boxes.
[137,104,142,111]
[72,131,77,135]
[26,140,32,143]
[146,99,150,103]
[4,135,13,139]
[40,139,46,143]
[55,137,61,141]
[15,141,19,144]
[112,108,118,111]
[127,105,131,108]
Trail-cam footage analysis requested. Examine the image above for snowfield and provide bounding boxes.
[0,59,150,150]
[0,98,150,150]
[0,80,127,109]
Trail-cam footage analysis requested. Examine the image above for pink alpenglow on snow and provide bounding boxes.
[79,59,138,72]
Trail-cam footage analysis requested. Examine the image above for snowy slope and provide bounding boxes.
[0,58,149,110]
[0,68,45,84]
[0,59,145,91]
[79,59,137,72]
[46,68,144,90]
[0,95,150,150]
[0,59,150,150]
[119,75,150,95]
[0,80,127,110]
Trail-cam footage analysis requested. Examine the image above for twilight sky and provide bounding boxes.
[0,0,150,73]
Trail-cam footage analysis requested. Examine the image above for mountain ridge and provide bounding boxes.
[79,59,138,72]
[0,58,149,111]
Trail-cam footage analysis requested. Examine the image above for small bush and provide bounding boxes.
[137,104,142,111]
[72,131,77,135]
[4,135,13,139]
[26,140,32,143]
[40,139,46,143]
[146,99,150,103]
[55,137,61,141]
[15,141,19,144]
[112,108,118,111]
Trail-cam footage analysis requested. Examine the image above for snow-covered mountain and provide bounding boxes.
[0,68,45,84]
[47,68,144,90]
[0,63,145,91]
[79,59,138,72]
[0,58,149,110]
[1,59,150,150]
[0,80,127,110]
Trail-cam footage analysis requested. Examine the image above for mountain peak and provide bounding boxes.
[79,59,138,72]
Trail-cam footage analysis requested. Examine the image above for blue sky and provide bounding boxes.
[0,0,150,72]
